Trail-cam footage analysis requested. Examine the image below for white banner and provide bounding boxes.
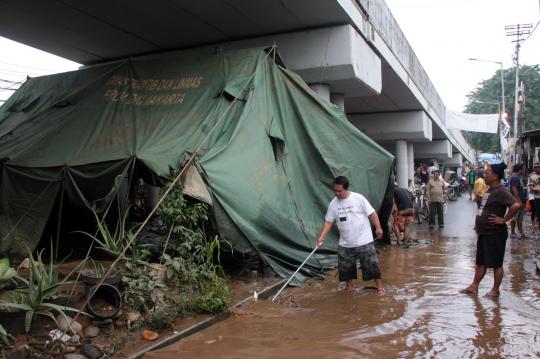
[446,110,499,134]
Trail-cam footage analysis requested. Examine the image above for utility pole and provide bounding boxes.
[505,23,532,164]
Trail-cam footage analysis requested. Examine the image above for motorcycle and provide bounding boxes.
[447,180,460,201]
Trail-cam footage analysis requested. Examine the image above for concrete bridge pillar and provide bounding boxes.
[309,84,330,101]
[330,93,345,111]
[396,140,408,188]
[407,142,414,186]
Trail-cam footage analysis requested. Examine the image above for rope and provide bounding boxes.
[71,46,277,323]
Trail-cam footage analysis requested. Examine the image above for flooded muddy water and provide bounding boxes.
[145,198,540,358]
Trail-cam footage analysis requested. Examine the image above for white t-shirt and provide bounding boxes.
[324,192,376,248]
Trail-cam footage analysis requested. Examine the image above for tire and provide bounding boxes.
[448,188,457,201]
[415,201,422,224]
[420,205,430,221]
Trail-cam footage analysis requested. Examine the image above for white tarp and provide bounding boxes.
[446,110,499,134]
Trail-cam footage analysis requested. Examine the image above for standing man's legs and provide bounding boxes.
[436,202,444,227]
[357,243,385,294]
[461,233,506,296]
[517,214,525,238]
[460,265,487,294]
[429,202,436,227]
[486,267,504,297]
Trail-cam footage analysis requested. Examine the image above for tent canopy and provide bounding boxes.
[0,47,393,282]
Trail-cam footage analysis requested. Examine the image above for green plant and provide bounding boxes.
[0,258,16,290]
[194,276,230,314]
[0,248,82,333]
[159,180,231,315]
[0,324,12,346]
[174,276,230,315]
[76,206,132,257]
[85,258,107,277]
[146,305,177,331]
[122,260,165,313]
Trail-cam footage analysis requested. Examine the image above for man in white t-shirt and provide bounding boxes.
[315,176,385,294]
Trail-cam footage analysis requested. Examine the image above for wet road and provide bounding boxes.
[145,197,540,358]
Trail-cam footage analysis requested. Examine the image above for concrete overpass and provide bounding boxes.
[0,0,474,187]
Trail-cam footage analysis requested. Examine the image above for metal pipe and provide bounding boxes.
[272,245,319,302]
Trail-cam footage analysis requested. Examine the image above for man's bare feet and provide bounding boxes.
[459,286,478,295]
[484,290,500,298]
[377,287,385,296]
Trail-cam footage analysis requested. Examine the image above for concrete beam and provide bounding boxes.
[348,111,432,142]
[415,140,453,160]
[140,25,381,98]
[446,153,463,167]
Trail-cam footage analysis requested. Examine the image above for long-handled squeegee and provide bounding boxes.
[272,245,319,302]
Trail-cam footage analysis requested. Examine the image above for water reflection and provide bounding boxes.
[145,199,540,359]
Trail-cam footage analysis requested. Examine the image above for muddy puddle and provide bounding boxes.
[145,198,540,358]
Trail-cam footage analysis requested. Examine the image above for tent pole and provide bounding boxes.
[54,174,65,261]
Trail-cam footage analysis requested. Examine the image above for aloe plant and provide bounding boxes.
[75,207,132,257]
[0,248,84,333]
[0,323,12,346]
[0,258,16,290]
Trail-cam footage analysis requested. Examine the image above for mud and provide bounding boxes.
[145,198,540,358]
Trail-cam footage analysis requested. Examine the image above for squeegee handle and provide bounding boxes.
[272,245,319,302]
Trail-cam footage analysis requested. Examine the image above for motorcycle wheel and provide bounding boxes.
[448,188,457,201]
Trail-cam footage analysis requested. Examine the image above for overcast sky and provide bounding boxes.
[385,0,540,111]
[0,0,539,111]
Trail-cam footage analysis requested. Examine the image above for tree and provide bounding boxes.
[463,64,540,153]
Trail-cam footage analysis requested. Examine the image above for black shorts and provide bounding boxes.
[476,232,508,268]
[338,242,381,281]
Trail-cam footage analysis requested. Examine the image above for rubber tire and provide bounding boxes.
[448,188,457,201]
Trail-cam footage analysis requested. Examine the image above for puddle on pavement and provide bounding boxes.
[145,199,540,358]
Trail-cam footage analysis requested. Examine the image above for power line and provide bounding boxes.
[522,20,540,44]
[0,78,22,84]
[0,60,60,73]
[0,80,23,93]
[0,67,42,76]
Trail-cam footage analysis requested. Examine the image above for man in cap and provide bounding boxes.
[461,163,521,297]
[427,169,447,228]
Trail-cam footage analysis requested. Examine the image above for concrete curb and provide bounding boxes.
[128,279,286,359]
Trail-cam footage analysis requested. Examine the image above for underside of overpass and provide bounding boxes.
[0,0,474,188]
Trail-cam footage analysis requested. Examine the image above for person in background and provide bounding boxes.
[473,170,487,210]
[392,185,415,246]
[427,169,447,229]
[509,164,527,239]
[467,166,477,201]
[527,175,537,231]
[528,163,540,231]
[428,162,439,177]
[420,163,429,184]
[460,163,520,298]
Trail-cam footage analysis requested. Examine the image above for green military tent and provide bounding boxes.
[0,47,393,281]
